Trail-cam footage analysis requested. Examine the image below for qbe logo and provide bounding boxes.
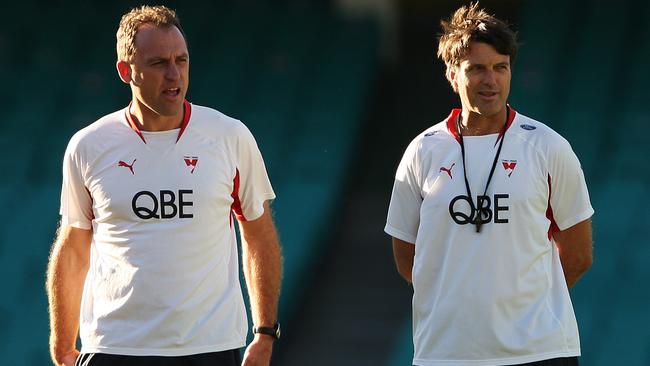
[448,194,509,225]
[131,190,194,219]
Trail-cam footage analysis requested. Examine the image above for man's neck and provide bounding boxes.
[460,108,507,136]
[129,100,183,132]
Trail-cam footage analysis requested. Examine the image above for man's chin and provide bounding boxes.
[156,101,185,117]
[475,104,506,118]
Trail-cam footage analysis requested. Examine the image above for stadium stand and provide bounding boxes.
[515,2,650,364]
[2,0,648,365]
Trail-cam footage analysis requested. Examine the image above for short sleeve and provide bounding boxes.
[548,138,594,230]
[60,138,93,229]
[232,124,276,221]
[385,139,423,244]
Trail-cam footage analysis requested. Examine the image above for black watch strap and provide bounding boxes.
[253,323,281,340]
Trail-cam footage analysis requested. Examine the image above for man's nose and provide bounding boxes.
[166,63,180,80]
[482,69,497,86]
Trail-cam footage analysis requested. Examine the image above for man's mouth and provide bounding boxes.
[163,88,181,97]
[478,91,498,97]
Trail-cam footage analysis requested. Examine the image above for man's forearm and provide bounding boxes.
[238,205,282,366]
[47,226,90,364]
[242,235,282,326]
[239,204,283,327]
[554,219,593,289]
[392,239,415,284]
[560,253,591,288]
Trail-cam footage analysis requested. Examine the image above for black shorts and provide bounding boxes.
[413,357,578,366]
[75,349,241,366]
[514,357,579,366]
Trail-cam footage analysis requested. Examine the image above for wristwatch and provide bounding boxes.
[252,322,281,340]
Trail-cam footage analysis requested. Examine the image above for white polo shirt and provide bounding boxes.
[385,108,593,366]
[60,101,275,356]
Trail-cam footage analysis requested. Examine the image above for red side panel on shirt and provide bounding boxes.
[231,168,246,222]
[546,174,560,240]
[85,187,95,220]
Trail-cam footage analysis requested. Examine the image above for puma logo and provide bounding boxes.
[118,159,137,175]
[439,163,455,179]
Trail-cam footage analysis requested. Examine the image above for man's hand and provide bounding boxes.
[54,348,79,366]
[242,335,274,366]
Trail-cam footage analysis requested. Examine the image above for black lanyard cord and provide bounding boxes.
[456,107,509,233]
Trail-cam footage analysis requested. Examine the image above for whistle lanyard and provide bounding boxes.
[456,107,509,233]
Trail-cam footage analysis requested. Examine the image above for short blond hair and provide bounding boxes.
[116,5,186,62]
[437,2,517,79]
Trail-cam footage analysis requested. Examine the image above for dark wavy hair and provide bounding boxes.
[437,2,518,86]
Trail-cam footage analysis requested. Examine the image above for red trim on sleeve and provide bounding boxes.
[231,168,247,222]
[546,174,560,240]
[176,100,192,143]
[446,108,462,143]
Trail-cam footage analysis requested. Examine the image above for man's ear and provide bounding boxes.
[447,65,458,93]
[116,61,132,84]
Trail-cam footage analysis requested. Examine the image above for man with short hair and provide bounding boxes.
[386,3,593,365]
[47,5,282,366]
